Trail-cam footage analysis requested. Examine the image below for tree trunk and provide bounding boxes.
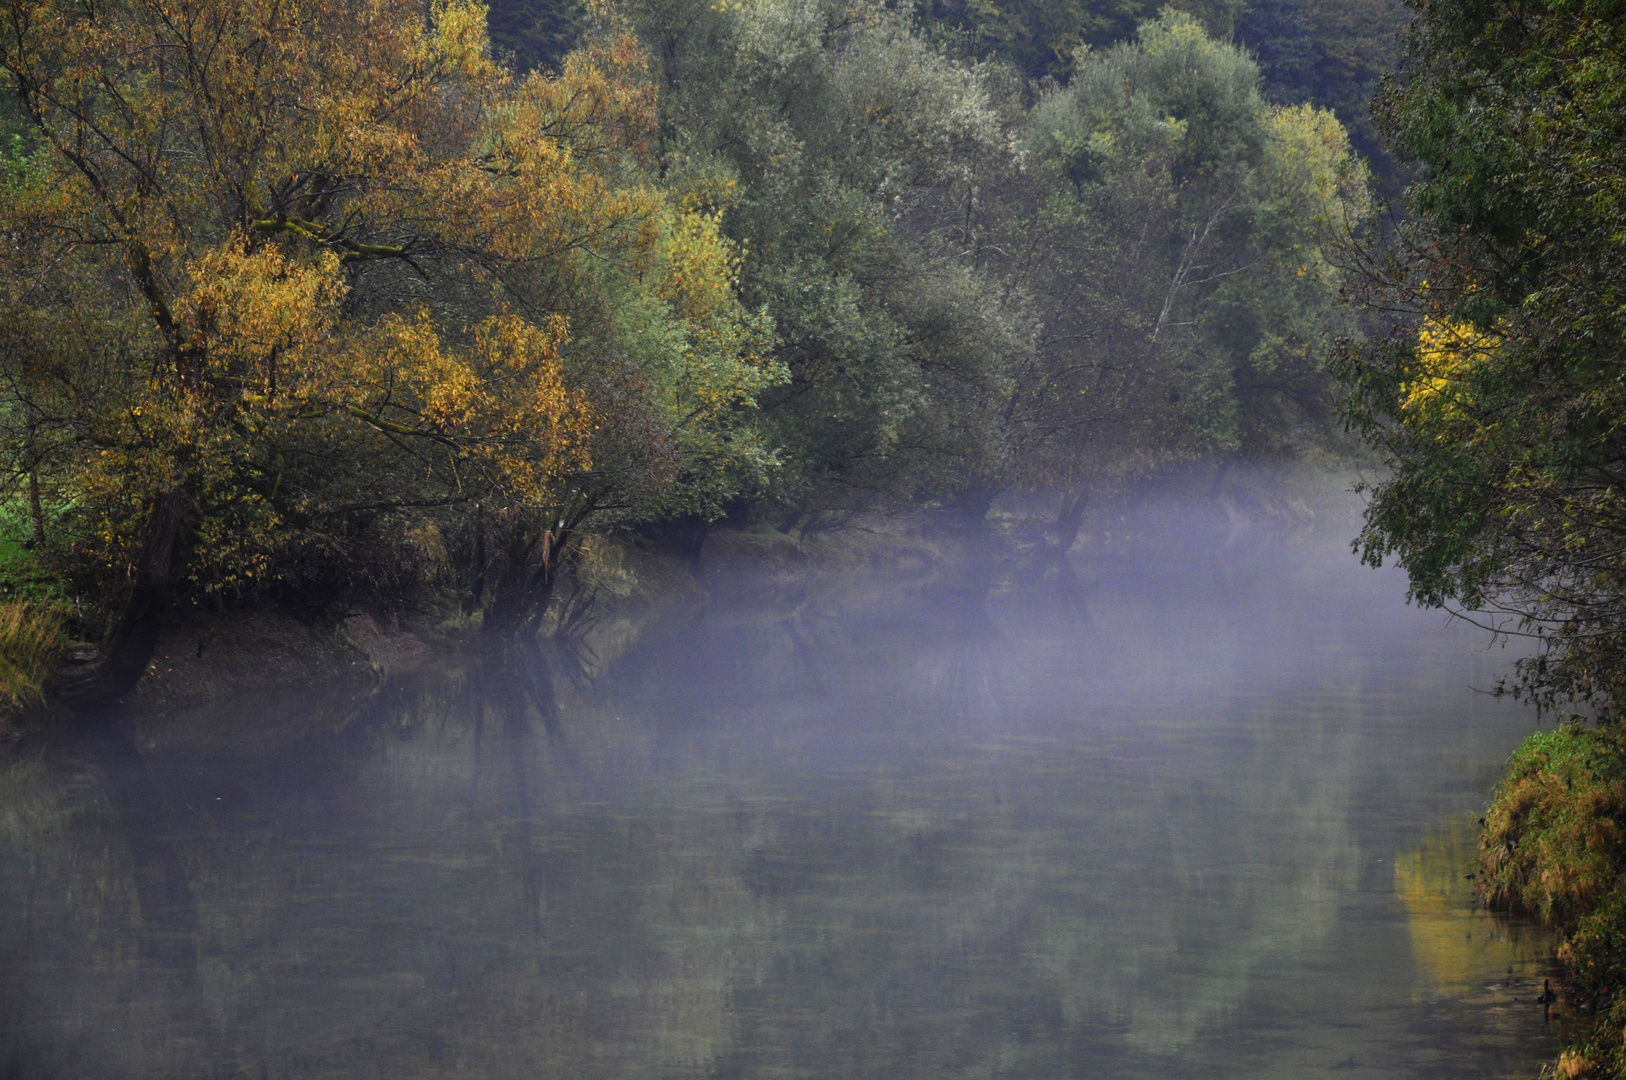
[519,568,561,640]
[52,489,190,713]
[481,522,571,642]
[948,482,1001,528]
[1045,487,1089,562]
[26,466,45,547]
[24,404,45,547]
[481,526,541,641]
[467,516,488,615]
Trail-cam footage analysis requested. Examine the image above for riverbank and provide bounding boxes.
[1481,724,1626,1079]
[0,461,1361,737]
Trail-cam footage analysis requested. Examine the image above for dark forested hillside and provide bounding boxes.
[488,0,584,72]
[485,0,1406,181]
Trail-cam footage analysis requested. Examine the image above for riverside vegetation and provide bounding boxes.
[1,0,1621,1074]
[1335,0,1626,1075]
[0,0,1372,716]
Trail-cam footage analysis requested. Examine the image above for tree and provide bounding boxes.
[917,0,1248,82]
[488,0,586,73]
[0,0,780,703]
[989,11,1365,552]
[612,0,1025,533]
[1335,0,1626,713]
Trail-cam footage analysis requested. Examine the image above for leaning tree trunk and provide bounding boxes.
[481,522,569,642]
[1044,487,1089,563]
[481,525,539,641]
[52,489,191,713]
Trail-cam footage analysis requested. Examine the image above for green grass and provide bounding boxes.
[0,504,72,730]
[0,502,65,603]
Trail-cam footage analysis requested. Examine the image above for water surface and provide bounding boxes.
[0,490,1560,1078]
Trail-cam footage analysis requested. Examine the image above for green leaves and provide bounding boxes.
[1022,12,1365,467]
[614,0,1021,526]
[1342,0,1626,712]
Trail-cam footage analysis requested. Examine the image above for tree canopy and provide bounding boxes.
[1335,0,1626,714]
[0,0,1371,705]
[0,0,780,699]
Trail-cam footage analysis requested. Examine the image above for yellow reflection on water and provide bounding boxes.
[1395,815,1550,1002]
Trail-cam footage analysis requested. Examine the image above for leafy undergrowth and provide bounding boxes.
[1483,724,1626,1078]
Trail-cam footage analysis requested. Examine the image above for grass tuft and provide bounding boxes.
[0,601,67,723]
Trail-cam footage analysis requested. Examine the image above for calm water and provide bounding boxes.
[0,489,1561,1078]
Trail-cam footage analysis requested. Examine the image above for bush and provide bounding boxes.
[1482,724,1626,1077]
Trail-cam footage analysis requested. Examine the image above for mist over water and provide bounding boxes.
[0,479,1561,1078]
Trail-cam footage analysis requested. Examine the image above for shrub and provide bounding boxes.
[1482,724,1626,1076]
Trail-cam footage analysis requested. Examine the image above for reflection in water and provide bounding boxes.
[1396,817,1552,1002]
[0,494,1565,1078]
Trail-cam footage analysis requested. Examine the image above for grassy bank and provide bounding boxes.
[0,602,66,731]
[1483,724,1626,1079]
[0,515,73,734]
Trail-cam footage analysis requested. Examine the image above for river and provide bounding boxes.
[0,481,1561,1078]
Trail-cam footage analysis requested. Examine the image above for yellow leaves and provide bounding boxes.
[423,0,500,84]
[1403,315,1503,429]
[352,309,592,504]
[1267,104,1358,192]
[181,237,346,393]
[513,31,656,154]
[655,209,741,324]
[675,167,740,218]
[0,0,785,596]
[447,37,660,268]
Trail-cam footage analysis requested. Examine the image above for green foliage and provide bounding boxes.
[1335,0,1626,714]
[1005,10,1366,498]
[0,0,788,648]
[1344,6,1626,1072]
[615,0,1026,529]
[909,0,1403,190]
[1484,726,1626,928]
[606,2,1367,532]
[919,0,1248,81]
[0,0,1372,687]
[1037,12,1266,183]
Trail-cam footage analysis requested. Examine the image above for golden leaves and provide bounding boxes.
[350,310,592,504]
[182,238,347,394]
[655,210,740,324]
[422,0,502,85]
[0,0,784,600]
[1403,316,1503,429]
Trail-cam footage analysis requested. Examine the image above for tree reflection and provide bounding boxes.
[0,548,1558,1078]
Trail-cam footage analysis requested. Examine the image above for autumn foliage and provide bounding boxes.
[0,0,779,689]
[0,0,1366,704]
